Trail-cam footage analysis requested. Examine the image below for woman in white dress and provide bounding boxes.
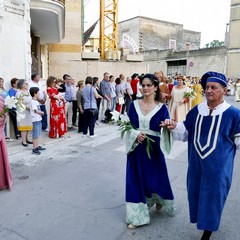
[168,76,191,122]
[16,79,33,147]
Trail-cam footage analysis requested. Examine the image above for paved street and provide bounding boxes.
[0,96,240,240]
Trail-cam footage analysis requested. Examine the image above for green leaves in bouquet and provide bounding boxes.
[119,121,135,139]
[119,121,155,159]
[146,137,155,159]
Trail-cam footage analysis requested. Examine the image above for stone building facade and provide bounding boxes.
[0,0,31,86]
[226,0,240,77]
[144,47,227,78]
[0,0,65,86]
[118,16,201,53]
[0,0,239,88]
[48,0,82,79]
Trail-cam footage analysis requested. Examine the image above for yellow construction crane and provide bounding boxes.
[100,0,119,60]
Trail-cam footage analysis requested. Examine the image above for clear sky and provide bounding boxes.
[84,0,231,48]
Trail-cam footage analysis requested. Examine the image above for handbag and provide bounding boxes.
[90,87,98,117]
[90,108,99,116]
[96,88,103,97]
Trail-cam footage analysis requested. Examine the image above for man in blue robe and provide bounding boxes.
[161,71,240,240]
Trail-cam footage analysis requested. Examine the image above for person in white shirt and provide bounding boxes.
[123,77,133,114]
[136,81,143,99]
[29,73,48,131]
[29,87,46,155]
[109,75,116,111]
[71,77,78,127]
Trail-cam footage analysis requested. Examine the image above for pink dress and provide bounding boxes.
[0,96,12,190]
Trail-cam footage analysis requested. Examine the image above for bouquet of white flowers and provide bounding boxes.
[183,88,197,103]
[0,96,26,118]
[118,114,155,159]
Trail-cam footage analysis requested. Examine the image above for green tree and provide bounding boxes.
[204,40,225,48]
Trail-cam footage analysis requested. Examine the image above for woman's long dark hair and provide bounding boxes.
[140,73,162,102]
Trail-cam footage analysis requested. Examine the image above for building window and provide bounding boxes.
[169,39,176,50]
[185,43,190,51]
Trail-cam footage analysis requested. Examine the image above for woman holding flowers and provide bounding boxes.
[123,73,175,229]
[168,76,192,122]
[46,76,67,138]
[15,79,33,147]
[0,95,12,190]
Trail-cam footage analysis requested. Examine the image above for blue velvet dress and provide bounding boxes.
[184,104,240,231]
[125,100,175,226]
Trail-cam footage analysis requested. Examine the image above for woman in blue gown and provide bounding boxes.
[124,73,175,229]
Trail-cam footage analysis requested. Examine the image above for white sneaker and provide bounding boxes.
[89,134,97,138]
[82,134,87,138]
[43,128,49,132]
[5,137,14,142]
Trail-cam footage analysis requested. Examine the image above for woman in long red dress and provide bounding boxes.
[46,76,67,138]
[0,96,12,190]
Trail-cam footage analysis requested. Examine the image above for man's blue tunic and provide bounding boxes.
[184,103,240,231]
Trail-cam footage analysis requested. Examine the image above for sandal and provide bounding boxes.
[22,142,28,147]
[127,224,136,229]
[156,203,163,211]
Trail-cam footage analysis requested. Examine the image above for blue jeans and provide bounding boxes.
[40,105,48,130]
[110,96,116,111]
[32,121,42,139]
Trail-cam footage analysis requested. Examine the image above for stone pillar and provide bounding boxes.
[48,0,83,78]
[227,0,240,77]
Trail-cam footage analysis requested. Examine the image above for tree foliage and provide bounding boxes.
[204,40,225,48]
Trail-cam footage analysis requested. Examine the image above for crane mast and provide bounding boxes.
[100,0,119,60]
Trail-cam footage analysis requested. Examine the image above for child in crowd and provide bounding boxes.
[29,87,46,155]
[56,78,65,98]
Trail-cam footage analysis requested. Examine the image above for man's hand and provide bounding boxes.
[106,96,111,102]
[161,93,168,99]
[39,99,46,104]
[160,119,177,129]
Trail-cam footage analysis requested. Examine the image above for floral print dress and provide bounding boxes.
[47,87,67,138]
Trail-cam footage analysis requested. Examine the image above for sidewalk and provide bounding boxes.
[6,123,107,157]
